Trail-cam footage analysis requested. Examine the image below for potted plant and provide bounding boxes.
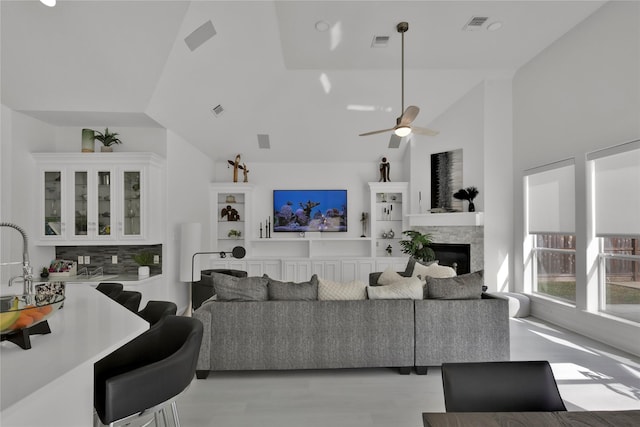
[399,230,435,262]
[453,186,479,212]
[93,128,122,152]
[228,229,242,239]
[133,251,154,278]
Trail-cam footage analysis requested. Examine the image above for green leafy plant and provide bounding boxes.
[399,230,435,262]
[132,251,154,266]
[228,229,242,238]
[93,128,122,147]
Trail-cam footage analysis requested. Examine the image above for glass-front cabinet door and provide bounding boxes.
[43,170,64,238]
[96,170,113,238]
[72,171,88,237]
[122,171,142,237]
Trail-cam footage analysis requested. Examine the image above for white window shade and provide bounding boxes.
[526,162,575,234]
[592,147,640,237]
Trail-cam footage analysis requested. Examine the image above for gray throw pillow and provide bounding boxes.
[404,257,438,276]
[266,274,318,301]
[211,272,268,301]
[426,270,484,300]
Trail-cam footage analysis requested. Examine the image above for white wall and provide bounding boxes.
[166,130,215,313]
[513,1,640,355]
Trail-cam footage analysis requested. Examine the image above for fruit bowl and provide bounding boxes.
[0,292,65,342]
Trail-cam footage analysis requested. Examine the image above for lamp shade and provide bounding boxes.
[179,223,202,282]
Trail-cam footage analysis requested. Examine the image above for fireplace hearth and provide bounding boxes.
[430,243,471,274]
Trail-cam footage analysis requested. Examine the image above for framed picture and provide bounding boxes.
[431,149,463,211]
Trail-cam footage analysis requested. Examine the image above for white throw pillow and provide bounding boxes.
[377,266,405,285]
[412,261,457,279]
[318,277,368,300]
[367,277,424,300]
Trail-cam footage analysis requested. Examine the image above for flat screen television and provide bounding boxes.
[273,189,347,232]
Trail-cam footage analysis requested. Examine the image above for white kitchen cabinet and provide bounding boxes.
[33,153,165,245]
[368,182,408,258]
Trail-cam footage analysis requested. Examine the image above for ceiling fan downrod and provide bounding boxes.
[397,22,408,116]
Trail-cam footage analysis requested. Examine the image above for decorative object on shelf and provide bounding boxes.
[382,231,388,238]
[40,267,49,279]
[221,205,240,221]
[228,229,242,239]
[227,154,247,183]
[133,251,154,278]
[225,194,236,203]
[360,212,368,237]
[386,244,393,256]
[431,149,463,212]
[81,128,95,152]
[242,162,250,182]
[453,186,479,212]
[379,157,390,182]
[399,230,435,262]
[388,229,395,238]
[259,222,263,238]
[93,128,122,152]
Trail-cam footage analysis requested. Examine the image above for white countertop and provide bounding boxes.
[36,273,162,284]
[0,286,149,423]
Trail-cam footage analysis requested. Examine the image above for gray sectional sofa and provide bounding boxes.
[193,269,510,378]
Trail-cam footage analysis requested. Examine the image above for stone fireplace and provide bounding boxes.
[414,225,483,273]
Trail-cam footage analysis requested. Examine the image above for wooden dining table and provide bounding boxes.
[422,410,640,427]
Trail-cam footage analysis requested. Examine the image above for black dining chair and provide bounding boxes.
[441,361,567,412]
[96,282,124,299]
[115,290,142,313]
[94,316,204,427]
[138,300,178,325]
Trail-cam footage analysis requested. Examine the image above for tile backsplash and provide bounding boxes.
[55,244,162,275]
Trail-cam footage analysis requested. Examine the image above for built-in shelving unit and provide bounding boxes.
[368,182,408,258]
[210,183,252,255]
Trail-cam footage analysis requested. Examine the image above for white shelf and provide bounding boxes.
[407,212,484,226]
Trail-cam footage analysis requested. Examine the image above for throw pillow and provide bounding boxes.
[266,274,319,301]
[403,257,438,276]
[367,277,424,300]
[426,270,484,300]
[211,272,268,301]
[412,261,457,280]
[376,266,405,285]
[318,277,367,300]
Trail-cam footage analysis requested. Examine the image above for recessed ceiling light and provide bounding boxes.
[487,22,503,31]
[315,21,330,32]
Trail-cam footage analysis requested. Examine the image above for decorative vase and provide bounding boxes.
[101,146,113,152]
[138,266,150,278]
[81,129,95,152]
[468,201,476,212]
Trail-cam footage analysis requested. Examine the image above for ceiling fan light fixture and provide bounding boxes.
[394,126,412,137]
[40,0,56,6]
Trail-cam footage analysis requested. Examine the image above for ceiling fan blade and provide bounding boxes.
[359,127,395,137]
[388,134,403,148]
[411,126,440,136]
[399,105,420,125]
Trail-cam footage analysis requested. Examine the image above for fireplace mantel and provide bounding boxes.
[407,212,484,227]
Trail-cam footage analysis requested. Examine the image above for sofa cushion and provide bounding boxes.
[266,274,318,301]
[412,261,457,280]
[367,277,424,300]
[318,277,367,300]
[404,257,438,276]
[425,270,484,300]
[211,272,268,301]
[376,267,406,285]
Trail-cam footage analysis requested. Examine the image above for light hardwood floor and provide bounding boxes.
[175,317,640,427]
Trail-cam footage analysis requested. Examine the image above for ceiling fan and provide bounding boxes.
[359,22,439,143]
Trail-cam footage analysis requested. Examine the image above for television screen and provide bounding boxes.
[273,189,347,232]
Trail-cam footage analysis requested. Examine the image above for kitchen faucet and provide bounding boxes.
[1,222,33,294]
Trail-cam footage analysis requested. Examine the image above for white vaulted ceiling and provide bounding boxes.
[1,0,606,162]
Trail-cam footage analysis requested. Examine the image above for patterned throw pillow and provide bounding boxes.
[318,277,368,300]
[403,257,438,276]
[266,274,318,300]
[367,277,424,300]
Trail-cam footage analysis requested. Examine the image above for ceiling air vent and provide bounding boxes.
[185,20,217,52]
[463,16,489,31]
[371,35,390,48]
[212,104,224,117]
[257,134,270,149]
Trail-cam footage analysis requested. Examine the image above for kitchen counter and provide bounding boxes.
[41,272,162,283]
[0,286,149,426]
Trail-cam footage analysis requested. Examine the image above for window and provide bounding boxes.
[525,159,576,302]
[589,140,640,323]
